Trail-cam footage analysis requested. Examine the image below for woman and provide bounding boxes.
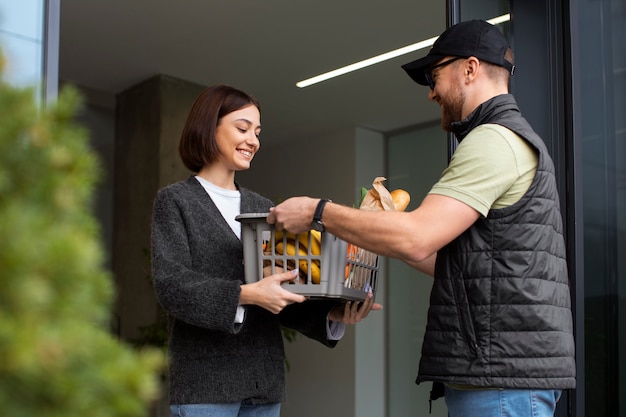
[151,84,379,417]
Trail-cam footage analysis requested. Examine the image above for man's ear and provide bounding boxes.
[465,56,480,81]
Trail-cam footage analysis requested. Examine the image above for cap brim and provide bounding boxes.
[401,54,444,86]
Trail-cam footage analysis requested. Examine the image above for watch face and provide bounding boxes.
[311,220,324,232]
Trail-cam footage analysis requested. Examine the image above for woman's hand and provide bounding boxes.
[240,269,306,314]
[327,291,383,324]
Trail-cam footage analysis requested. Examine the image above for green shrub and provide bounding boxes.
[0,59,164,416]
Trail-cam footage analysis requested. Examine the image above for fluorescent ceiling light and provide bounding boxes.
[296,14,511,88]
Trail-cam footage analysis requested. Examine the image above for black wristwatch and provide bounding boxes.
[311,199,331,232]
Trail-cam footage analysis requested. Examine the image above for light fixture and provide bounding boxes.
[296,13,511,88]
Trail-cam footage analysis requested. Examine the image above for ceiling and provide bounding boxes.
[59,1,446,147]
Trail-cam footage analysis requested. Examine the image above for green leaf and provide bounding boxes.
[360,187,368,206]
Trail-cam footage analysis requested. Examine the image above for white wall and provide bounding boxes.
[237,128,357,205]
[386,123,448,417]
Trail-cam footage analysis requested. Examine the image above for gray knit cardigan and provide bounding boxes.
[151,176,338,405]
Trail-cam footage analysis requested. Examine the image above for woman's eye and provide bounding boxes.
[237,128,246,133]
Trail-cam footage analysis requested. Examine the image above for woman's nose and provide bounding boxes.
[248,132,260,148]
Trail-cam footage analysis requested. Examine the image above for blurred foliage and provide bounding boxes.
[0,56,164,416]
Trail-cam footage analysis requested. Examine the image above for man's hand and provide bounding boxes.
[328,291,383,324]
[267,197,318,234]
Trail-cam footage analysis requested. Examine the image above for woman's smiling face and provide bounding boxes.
[215,104,261,172]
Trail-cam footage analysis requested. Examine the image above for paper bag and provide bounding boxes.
[359,176,396,211]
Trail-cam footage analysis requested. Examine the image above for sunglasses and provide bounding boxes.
[424,57,463,90]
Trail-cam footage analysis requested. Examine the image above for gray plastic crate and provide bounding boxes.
[236,213,378,301]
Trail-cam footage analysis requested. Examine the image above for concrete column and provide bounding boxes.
[113,75,204,340]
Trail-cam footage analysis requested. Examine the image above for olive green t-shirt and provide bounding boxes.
[429,124,538,217]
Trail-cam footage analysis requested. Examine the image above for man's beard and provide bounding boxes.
[440,79,465,132]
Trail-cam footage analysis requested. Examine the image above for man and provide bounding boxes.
[267,19,575,417]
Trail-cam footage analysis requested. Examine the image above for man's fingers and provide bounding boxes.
[355,300,370,320]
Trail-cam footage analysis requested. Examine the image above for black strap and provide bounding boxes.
[428,382,445,413]
[313,198,331,223]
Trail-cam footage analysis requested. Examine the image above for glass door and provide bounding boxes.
[574,0,626,415]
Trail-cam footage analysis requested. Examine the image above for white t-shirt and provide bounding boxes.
[195,176,241,238]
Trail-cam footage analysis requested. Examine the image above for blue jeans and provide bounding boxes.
[444,386,562,417]
[170,402,281,417]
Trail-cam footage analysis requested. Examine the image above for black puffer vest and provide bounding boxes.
[418,94,576,393]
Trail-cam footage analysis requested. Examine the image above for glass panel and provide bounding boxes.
[458,0,510,21]
[0,0,45,92]
[577,0,626,415]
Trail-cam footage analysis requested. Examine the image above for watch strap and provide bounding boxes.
[313,199,331,223]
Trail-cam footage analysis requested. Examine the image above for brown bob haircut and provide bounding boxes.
[179,84,261,173]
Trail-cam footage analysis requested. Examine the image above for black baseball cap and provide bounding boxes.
[401,20,515,86]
